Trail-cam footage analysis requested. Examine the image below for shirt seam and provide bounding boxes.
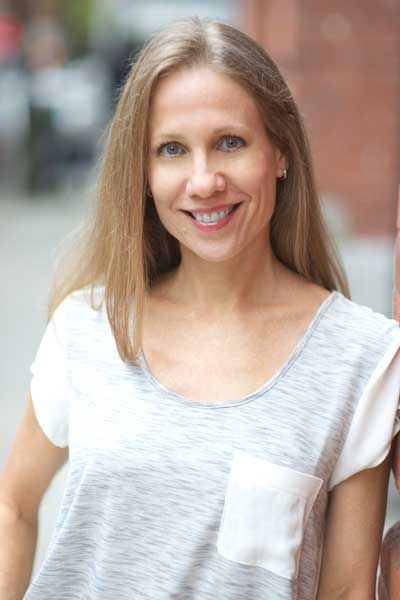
[139,290,340,409]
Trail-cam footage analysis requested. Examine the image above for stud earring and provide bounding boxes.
[146,185,153,198]
[279,169,288,181]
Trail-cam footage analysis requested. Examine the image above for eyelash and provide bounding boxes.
[156,135,246,157]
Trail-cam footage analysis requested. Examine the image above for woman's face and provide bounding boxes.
[147,66,287,263]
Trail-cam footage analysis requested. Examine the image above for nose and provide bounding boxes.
[185,166,226,198]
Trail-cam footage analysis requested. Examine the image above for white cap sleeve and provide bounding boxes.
[30,298,70,448]
[329,328,400,491]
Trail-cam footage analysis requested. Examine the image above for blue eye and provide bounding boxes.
[158,143,183,156]
[156,135,245,156]
[219,136,245,151]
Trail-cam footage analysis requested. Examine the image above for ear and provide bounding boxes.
[275,149,288,177]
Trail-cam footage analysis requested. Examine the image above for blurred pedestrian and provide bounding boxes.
[21,16,70,192]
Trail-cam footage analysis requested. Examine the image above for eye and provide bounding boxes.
[156,135,246,156]
[157,142,184,156]
[219,135,245,151]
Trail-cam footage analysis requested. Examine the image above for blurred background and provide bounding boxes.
[0,0,399,584]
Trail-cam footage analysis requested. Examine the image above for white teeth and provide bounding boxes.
[191,206,235,223]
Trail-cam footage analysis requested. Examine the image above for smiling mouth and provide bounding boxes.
[181,203,242,219]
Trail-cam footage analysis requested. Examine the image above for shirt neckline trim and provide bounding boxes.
[138,290,341,409]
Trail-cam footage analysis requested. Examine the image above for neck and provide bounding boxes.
[154,246,295,318]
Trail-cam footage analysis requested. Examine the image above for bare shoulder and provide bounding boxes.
[303,281,333,308]
[279,267,332,315]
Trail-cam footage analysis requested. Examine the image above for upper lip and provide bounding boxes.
[181,202,241,214]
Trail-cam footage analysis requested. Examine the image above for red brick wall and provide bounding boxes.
[241,0,400,236]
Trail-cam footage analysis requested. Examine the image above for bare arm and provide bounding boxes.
[316,444,393,599]
[0,390,68,600]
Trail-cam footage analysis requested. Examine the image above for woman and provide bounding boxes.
[1,16,399,600]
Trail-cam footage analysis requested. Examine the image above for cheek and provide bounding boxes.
[254,145,278,174]
[149,166,183,230]
[148,164,181,201]
[231,151,274,195]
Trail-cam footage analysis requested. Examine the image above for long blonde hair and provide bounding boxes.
[49,16,351,363]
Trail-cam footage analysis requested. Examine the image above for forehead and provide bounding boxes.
[148,67,264,135]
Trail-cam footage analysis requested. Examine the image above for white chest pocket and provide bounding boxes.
[216,449,323,580]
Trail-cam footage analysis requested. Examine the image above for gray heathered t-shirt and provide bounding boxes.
[24,287,400,600]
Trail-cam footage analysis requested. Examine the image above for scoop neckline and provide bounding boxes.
[138,290,340,409]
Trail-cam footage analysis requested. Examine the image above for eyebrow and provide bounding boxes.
[151,123,250,143]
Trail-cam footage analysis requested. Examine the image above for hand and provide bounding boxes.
[391,184,400,490]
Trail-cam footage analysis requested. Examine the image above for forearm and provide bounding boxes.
[317,588,375,600]
[0,502,37,600]
[317,577,376,600]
